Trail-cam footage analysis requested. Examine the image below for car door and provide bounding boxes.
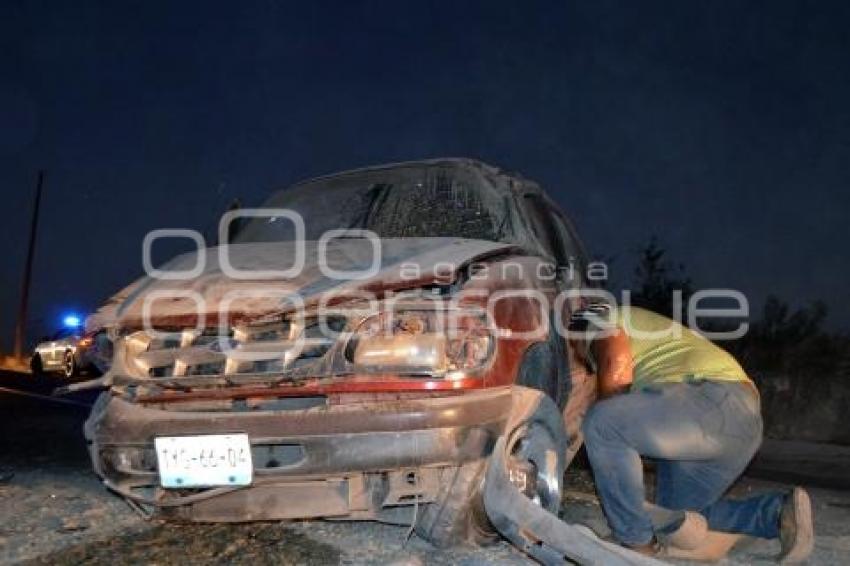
[45,329,71,367]
[44,331,60,367]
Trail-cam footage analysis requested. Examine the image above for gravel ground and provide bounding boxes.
[1,373,849,565]
[4,464,850,565]
[0,467,529,565]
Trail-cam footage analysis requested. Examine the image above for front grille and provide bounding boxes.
[124,316,347,379]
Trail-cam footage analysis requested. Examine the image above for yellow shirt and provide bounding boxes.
[615,306,750,390]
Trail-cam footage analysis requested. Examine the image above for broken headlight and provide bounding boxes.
[347,309,494,377]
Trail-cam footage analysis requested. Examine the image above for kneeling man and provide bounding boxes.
[572,304,813,562]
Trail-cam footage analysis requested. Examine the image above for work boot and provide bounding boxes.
[621,536,663,557]
[664,530,745,562]
[660,511,708,550]
[778,487,814,564]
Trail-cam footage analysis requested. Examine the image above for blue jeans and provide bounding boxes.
[582,380,786,545]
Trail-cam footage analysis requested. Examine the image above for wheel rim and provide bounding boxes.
[507,422,561,513]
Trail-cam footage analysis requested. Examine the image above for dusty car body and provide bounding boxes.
[83,158,596,546]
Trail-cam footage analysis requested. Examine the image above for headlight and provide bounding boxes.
[347,309,494,377]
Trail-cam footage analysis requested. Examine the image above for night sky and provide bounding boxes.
[2,1,849,347]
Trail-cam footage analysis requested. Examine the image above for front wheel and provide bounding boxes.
[415,422,565,548]
[63,351,78,378]
[506,420,563,514]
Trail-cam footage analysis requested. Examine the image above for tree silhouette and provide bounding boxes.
[630,236,694,320]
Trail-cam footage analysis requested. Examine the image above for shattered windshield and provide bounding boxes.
[233,166,514,243]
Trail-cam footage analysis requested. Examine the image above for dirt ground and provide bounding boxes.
[1,372,849,565]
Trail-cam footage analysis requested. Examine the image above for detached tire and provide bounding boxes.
[414,460,498,547]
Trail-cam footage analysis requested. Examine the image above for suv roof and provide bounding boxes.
[289,157,545,198]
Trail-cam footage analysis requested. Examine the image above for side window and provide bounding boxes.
[548,211,582,265]
[550,209,591,285]
[523,195,568,265]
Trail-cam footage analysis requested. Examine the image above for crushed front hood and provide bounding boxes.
[88,237,517,330]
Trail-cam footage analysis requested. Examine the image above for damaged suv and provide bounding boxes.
[82,158,596,546]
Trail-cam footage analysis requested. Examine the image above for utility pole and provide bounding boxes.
[13,170,44,360]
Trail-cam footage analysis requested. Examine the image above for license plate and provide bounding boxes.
[154,434,252,488]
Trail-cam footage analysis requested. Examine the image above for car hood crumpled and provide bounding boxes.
[87,237,518,331]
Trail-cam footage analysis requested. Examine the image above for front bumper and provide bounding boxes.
[85,386,517,522]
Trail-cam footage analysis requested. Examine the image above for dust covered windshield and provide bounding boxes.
[233,166,515,243]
